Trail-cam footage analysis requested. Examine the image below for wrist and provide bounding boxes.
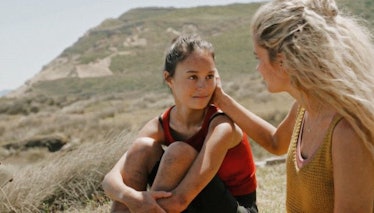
[173,191,190,211]
[118,186,138,206]
[216,92,231,111]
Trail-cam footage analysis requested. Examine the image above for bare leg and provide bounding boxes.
[151,142,197,191]
[111,137,164,213]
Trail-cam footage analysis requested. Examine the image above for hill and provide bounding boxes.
[6,0,374,100]
[8,4,261,98]
[0,0,373,211]
[2,2,293,156]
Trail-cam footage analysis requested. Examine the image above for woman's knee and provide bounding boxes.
[129,137,163,154]
[163,141,197,162]
[127,138,163,159]
[151,142,198,191]
[125,138,164,173]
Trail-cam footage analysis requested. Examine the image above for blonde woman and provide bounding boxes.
[214,0,374,212]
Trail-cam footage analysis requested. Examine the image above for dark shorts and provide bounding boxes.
[148,162,258,213]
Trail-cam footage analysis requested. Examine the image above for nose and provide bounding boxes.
[197,79,207,89]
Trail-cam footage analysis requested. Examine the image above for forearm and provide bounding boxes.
[102,152,138,204]
[172,155,218,207]
[102,170,136,204]
[155,162,210,212]
[171,128,231,208]
[217,92,280,154]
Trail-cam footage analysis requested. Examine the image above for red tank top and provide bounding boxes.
[159,104,257,196]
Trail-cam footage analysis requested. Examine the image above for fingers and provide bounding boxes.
[215,76,222,88]
[151,191,170,213]
[151,191,172,200]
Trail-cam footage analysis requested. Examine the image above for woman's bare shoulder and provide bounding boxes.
[332,117,372,165]
[137,116,165,142]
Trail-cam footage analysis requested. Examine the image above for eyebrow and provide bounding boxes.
[186,70,216,73]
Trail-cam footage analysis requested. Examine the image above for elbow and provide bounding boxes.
[267,149,283,156]
[268,135,288,155]
[266,140,288,156]
[270,147,288,156]
[272,151,287,156]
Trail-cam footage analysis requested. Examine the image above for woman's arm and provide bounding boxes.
[102,117,171,212]
[102,151,136,202]
[214,82,297,155]
[159,115,242,210]
[332,119,374,213]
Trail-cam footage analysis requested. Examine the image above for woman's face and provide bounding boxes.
[165,50,217,109]
[253,42,289,93]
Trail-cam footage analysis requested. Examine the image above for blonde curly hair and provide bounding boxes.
[251,0,374,160]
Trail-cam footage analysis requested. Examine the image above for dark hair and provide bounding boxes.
[164,34,215,77]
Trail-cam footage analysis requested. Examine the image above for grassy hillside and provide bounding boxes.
[0,2,291,156]
[0,0,373,212]
[27,3,260,98]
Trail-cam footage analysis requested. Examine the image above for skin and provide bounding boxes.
[102,50,244,213]
[213,42,374,212]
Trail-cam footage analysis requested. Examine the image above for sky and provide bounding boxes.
[0,0,265,91]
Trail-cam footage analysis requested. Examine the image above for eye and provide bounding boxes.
[206,74,215,79]
[188,75,198,80]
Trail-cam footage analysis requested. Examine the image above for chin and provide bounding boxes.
[264,83,275,93]
[267,88,276,93]
[267,87,284,93]
[190,103,209,110]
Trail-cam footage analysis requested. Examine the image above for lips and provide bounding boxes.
[192,95,210,99]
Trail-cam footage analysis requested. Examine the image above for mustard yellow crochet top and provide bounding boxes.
[286,107,343,212]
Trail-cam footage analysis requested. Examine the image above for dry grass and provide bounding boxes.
[256,163,287,212]
[66,163,287,213]
[0,131,288,212]
[0,131,133,212]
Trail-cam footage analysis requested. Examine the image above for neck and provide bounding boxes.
[171,105,207,128]
[291,90,334,118]
[305,101,336,119]
[302,99,336,134]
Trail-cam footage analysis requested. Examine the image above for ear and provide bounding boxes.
[275,53,290,79]
[276,53,285,67]
[274,53,287,74]
[163,71,172,87]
